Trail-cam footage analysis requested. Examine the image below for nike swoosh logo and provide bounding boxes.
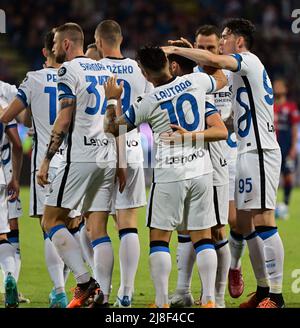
[265,259,275,263]
[244,199,252,203]
[17,208,22,211]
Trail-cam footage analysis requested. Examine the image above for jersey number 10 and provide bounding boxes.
[160,93,199,131]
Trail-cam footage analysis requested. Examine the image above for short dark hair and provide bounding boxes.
[87,43,97,50]
[136,46,167,72]
[224,18,256,50]
[195,25,220,39]
[44,29,55,54]
[55,22,84,46]
[95,20,122,45]
[168,42,195,73]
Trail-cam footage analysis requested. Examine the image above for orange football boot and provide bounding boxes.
[67,278,99,308]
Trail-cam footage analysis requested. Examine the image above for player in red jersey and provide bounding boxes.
[273,79,299,219]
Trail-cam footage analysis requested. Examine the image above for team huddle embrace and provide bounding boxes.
[0,18,284,308]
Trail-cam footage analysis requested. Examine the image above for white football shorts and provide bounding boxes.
[235,149,281,210]
[146,173,216,231]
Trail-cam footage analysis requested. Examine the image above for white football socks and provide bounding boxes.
[79,224,95,272]
[194,241,217,305]
[44,234,65,292]
[0,240,16,279]
[245,231,269,288]
[257,227,284,294]
[215,240,231,307]
[8,230,21,282]
[175,235,195,294]
[118,229,140,299]
[92,236,114,303]
[49,225,90,284]
[229,230,246,269]
[149,244,171,308]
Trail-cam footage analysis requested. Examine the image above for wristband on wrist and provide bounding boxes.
[107,99,118,107]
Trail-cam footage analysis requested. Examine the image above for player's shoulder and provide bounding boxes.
[239,51,262,65]
[22,69,46,84]
[0,80,17,93]
[183,71,210,86]
[132,92,151,110]
[57,61,74,78]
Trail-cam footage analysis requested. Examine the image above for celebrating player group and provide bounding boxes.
[0,18,285,308]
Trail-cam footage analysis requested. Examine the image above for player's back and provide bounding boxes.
[99,57,152,164]
[17,67,63,171]
[0,81,17,104]
[231,51,279,154]
[126,72,216,182]
[100,57,151,110]
[57,57,115,164]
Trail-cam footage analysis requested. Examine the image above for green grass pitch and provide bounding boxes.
[1,187,300,308]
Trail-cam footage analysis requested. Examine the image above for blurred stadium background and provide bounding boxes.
[1,0,300,186]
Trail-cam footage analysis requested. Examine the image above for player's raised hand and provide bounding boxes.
[37,160,50,187]
[160,124,189,144]
[168,37,193,48]
[161,46,177,55]
[104,76,124,100]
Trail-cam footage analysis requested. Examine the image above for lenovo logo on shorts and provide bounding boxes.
[84,136,109,146]
[165,149,205,165]
[0,9,6,33]
[127,139,139,147]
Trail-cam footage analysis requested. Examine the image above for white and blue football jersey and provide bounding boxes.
[57,57,116,164]
[230,51,279,154]
[99,57,153,164]
[17,67,64,171]
[124,72,218,183]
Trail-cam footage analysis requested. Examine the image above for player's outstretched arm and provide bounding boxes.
[104,76,134,137]
[37,97,74,187]
[6,126,23,200]
[161,113,227,143]
[0,98,26,124]
[162,46,239,72]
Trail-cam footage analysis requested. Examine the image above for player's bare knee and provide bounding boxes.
[150,228,171,243]
[189,228,212,244]
[117,208,138,229]
[236,210,254,235]
[85,212,108,240]
[253,209,276,227]
[211,224,226,242]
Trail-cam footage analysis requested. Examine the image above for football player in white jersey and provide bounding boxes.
[0,105,23,307]
[0,30,70,307]
[103,46,228,308]
[164,18,284,308]
[169,28,231,308]
[37,23,116,308]
[0,81,30,303]
[194,27,245,301]
[95,20,151,307]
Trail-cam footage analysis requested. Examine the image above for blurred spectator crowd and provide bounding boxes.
[1,0,300,102]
